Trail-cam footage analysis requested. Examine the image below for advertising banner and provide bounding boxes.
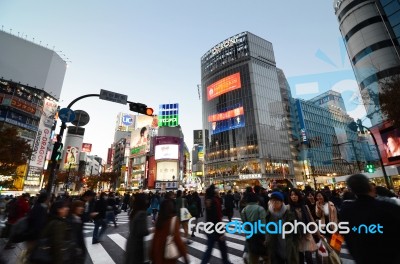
[156,161,178,181]
[82,143,92,153]
[155,144,179,160]
[64,146,80,169]
[158,103,179,127]
[210,103,245,135]
[207,72,241,101]
[380,127,400,162]
[193,130,203,145]
[29,98,58,168]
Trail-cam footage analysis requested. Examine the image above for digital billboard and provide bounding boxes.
[159,103,179,127]
[155,144,179,160]
[207,72,241,101]
[81,143,92,153]
[64,146,79,169]
[209,103,245,134]
[381,127,400,162]
[156,161,178,181]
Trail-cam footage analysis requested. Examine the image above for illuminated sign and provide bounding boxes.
[155,144,179,160]
[159,103,179,127]
[210,103,245,134]
[208,106,244,122]
[82,143,92,153]
[239,174,262,180]
[207,73,241,101]
[156,161,178,181]
[11,98,36,114]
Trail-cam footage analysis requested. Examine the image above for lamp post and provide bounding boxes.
[349,120,393,189]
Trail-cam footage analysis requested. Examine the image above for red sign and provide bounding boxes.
[208,106,244,122]
[207,72,241,101]
[11,98,36,114]
[82,143,92,153]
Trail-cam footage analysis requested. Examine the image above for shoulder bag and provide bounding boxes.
[164,216,180,259]
[180,198,192,222]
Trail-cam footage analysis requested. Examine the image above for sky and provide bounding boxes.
[0,0,366,161]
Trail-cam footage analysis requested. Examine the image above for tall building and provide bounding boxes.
[334,0,400,126]
[0,29,66,192]
[201,32,295,190]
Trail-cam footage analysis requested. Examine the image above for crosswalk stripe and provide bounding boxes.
[107,234,126,250]
[187,240,243,263]
[85,237,116,264]
[182,228,244,251]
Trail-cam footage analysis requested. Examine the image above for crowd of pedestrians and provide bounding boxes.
[0,175,399,264]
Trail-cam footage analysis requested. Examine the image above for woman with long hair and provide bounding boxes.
[288,189,318,264]
[150,199,189,264]
[125,193,150,264]
[315,190,338,241]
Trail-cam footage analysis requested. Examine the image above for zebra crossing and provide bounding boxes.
[83,212,130,233]
[84,216,356,264]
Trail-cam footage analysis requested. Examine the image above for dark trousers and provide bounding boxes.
[92,218,107,243]
[200,233,230,264]
[299,251,314,264]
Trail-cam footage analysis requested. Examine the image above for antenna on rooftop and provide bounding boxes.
[197,84,202,100]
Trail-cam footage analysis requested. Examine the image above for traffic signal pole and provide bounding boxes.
[354,120,393,190]
[45,94,100,195]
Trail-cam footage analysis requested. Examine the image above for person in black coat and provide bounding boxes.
[340,174,400,264]
[92,192,108,244]
[68,200,86,264]
[223,190,235,222]
[26,193,49,255]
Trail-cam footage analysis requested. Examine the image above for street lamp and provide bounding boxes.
[348,120,393,189]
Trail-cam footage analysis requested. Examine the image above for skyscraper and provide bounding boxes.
[334,0,400,126]
[201,32,294,190]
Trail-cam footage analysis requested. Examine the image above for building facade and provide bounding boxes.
[0,29,66,192]
[334,0,400,126]
[201,32,295,190]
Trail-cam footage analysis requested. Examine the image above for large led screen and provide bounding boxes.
[209,103,245,134]
[156,161,178,181]
[155,144,179,160]
[381,127,400,162]
[207,72,241,101]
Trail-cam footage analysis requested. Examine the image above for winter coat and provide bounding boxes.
[125,211,149,264]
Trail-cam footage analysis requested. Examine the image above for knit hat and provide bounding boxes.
[270,191,284,201]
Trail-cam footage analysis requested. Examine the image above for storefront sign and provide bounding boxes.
[239,173,262,180]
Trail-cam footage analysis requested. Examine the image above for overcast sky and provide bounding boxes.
[0,1,366,160]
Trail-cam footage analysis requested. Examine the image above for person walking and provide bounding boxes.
[175,190,191,244]
[224,190,235,222]
[233,191,241,209]
[92,192,108,244]
[188,191,201,237]
[30,200,74,264]
[340,174,400,264]
[106,192,118,228]
[314,191,338,241]
[240,192,268,264]
[150,191,161,224]
[125,193,149,264]
[150,199,190,264]
[68,200,86,264]
[288,189,318,264]
[200,185,232,264]
[265,191,299,264]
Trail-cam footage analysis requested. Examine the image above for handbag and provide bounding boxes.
[164,216,180,259]
[180,198,192,222]
[29,238,52,264]
[316,238,341,264]
[329,232,344,253]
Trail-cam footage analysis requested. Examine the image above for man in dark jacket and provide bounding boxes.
[201,185,232,264]
[92,192,108,244]
[340,174,400,264]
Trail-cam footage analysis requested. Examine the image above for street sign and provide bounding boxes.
[99,89,128,105]
[71,110,90,126]
[58,108,76,123]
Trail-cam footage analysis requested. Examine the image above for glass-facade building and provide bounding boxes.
[201,32,294,190]
[334,0,400,126]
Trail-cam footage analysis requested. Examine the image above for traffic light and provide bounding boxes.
[366,163,375,173]
[51,142,63,162]
[129,102,154,116]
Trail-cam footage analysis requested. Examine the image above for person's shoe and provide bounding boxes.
[114,225,118,228]
[186,240,193,245]
[92,240,99,244]
[191,233,195,238]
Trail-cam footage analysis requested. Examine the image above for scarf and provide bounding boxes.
[268,203,287,219]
